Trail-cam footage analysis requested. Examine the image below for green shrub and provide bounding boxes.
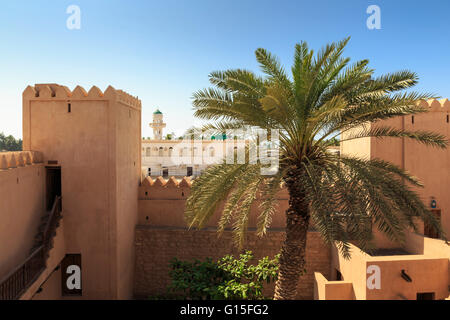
[167,251,279,300]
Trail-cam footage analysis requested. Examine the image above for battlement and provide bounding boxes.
[418,99,450,112]
[139,176,193,200]
[0,151,43,170]
[23,84,141,109]
[139,176,289,201]
[141,176,193,188]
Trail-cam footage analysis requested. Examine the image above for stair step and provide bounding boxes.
[28,202,62,262]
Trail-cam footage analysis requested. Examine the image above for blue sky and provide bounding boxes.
[1,0,449,139]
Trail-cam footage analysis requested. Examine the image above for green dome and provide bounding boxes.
[153,109,162,114]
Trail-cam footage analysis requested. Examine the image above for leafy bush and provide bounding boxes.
[167,251,279,300]
[0,132,22,151]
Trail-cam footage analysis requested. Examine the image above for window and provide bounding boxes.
[417,292,435,300]
[168,147,173,157]
[159,147,163,157]
[146,147,151,157]
[46,166,61,210]
[424,209,441,239]
[61,254,82,296]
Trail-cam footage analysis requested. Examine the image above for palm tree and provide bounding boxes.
[184,38,447,300]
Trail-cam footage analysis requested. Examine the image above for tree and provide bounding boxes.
[0,132,22,151]
[164,132,175,140]
[326,137,340,146]
[167,251,279,300]
[184,38,447,300]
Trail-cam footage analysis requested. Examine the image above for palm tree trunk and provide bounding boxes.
[274,167,310,300]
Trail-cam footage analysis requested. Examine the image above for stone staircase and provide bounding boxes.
[29,208,62,259]
[0,197,62,300]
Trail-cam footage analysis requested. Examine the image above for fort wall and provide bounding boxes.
[21,84,141,299]
[0,151,45,280]
[134,177,331,300]
[341,99,450,237]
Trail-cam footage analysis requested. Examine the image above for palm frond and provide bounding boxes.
[186,38,447,255]
[340,125,448,149]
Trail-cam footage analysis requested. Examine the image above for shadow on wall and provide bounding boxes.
[134,176,331,300]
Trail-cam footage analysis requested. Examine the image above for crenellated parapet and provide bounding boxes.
[137,176,288,228]
[139,175,288,201]
[142,176,193,188]
[22,84,142,151]
[0,151,43,170]
[22,84,141,109]
[115,89,142,109]
[417,99,450,112]
[139,176,193,200]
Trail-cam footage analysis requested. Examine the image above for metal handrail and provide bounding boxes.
[0,196,62,300]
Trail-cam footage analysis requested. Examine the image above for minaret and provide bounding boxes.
[149,109,166,140]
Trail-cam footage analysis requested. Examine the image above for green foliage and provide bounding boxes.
[185,38,447,259]
[326,137,340,146]
[167,251,279,300]
[164,132,175,140]
[0,132,22,151]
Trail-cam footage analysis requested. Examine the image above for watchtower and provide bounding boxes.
[149,109,166,140]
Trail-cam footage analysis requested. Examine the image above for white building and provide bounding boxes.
[142,109,246,178]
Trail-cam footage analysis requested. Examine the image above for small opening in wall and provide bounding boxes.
[417,292,435,300]
[17,177,19,184]
[145,191,148,196]
[145,216,149,221]
[68,103,71,113]
[45,166,61,210]
[181,192,184,197]
[447,114,449,123]
[61,254,82,296]
[411,115,414,124]
[336,269,343,281]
